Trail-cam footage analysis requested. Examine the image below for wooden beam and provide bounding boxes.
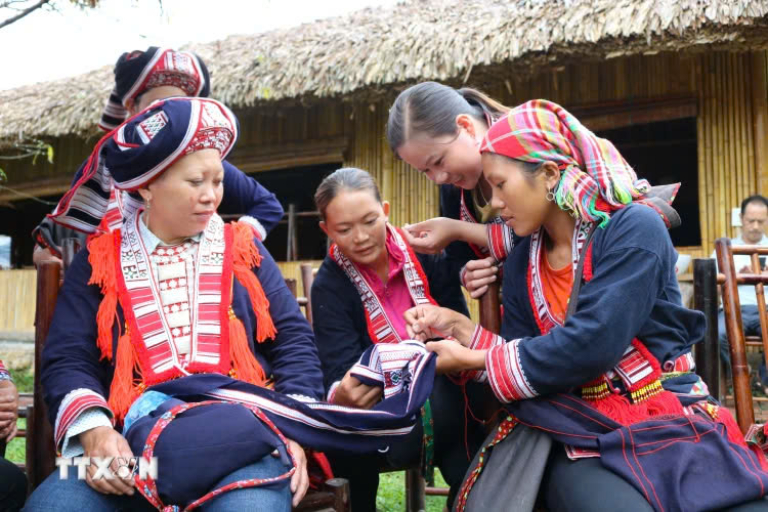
[752,52,768,197]
[0,177,71,203]
[228,136,349,174]
[569,96,698,132]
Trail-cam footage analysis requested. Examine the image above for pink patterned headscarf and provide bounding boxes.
[480,99,651,226]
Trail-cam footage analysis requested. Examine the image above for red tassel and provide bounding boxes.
[228,310,267,386]
[231,223,277,342]
[107,329,143,422]
[88,232,119,360]
[589,390,683,427]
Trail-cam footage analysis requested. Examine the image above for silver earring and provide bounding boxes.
[546,188,556,202]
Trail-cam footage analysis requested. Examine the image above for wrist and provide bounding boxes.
[465,349,488,371]
[452,316,476,344]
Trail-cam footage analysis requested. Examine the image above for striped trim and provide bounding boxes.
[54,388,114,448]
[486,223,514,262]
[614,344,655,388]
[663,352,696,373]
[468,324,505,351]
[207,388,416,436]
[0,360,9,379]
[486,340,537,403]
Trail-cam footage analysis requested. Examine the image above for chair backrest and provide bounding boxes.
[714,237,768,433]
[28,261,61,488]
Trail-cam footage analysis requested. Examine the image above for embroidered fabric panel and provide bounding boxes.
[144,50,201,97]
[184,102,236,155]
[54,388,114,449]
[149,242,197,365]
[119,212,228,384]
[485,340,538,403]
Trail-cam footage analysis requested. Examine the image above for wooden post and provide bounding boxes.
[405,468,426,512]
[286,203,297,262]
[693,258,720,401]
[715,238,755,432]
[30,261,60,488]
[752,52,768,197]
[325,478,350,512]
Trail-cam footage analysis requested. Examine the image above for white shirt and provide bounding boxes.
[711,234,768,307]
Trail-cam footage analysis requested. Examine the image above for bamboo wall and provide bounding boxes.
[0,270,36,333]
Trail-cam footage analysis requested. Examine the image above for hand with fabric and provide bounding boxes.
[404,303,475,344]
[332,371,383,409]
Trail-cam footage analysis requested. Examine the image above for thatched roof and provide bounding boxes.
[2,0,768,143]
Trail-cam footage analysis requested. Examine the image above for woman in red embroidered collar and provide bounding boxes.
[26,97,327,512]
[311,167,486,511]
[387,82,516,300]
[402,101,768,512]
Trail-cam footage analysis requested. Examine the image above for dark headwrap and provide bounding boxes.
[52,97,238,233]
[99,47,211,132]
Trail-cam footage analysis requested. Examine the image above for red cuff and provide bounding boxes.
[486,340,537,403]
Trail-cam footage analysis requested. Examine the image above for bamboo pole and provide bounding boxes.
[753,52,768,197]
[695,56,709,255]
[716,53,727,240]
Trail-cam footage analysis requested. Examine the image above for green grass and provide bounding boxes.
[5,418,25,463]
[9,367,34,393]
[376,470,448,512]
[5,367,33,464]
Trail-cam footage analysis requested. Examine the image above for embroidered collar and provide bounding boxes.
[138,212,203,253]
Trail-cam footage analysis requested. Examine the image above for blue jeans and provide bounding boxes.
[718,305,768,386]
[23,453,291,512]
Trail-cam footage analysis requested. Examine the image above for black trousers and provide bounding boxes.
[542,444,768,512]
[327,375,487,512]
[0,456,27,512]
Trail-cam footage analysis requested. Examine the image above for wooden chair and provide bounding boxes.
[714,237,768,433]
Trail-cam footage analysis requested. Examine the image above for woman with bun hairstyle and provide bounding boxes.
[311,167,485,511]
